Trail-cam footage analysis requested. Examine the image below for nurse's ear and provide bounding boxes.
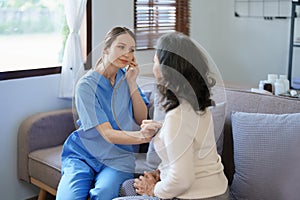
[103,47,109,55]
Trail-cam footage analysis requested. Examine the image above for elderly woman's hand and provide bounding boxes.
[134,171,159,196]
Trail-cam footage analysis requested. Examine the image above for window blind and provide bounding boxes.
[134,0,190,50]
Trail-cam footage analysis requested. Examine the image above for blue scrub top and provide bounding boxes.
[64,68,149,173]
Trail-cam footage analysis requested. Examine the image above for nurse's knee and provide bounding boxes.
[57,187,89,200]
[90,186,119,200]
[57,175,91,200]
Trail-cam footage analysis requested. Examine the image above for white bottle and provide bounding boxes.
[267,74,278,94]
[279,75,290,93]
[274,79,285,96]
[259,80,265,91]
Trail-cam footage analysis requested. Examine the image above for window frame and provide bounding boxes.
[0,0,92,81]
[134,0,190,50]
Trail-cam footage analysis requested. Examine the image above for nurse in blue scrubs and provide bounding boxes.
[56,27,160,200]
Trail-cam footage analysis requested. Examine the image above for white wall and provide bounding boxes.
[92,0,299,88]
[190,0,300,88]
[0,75,71,200]
[2,0,299,199]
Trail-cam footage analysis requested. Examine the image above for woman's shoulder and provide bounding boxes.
[165,99,212,124]
[76,70,101,91]
[77,69,95,81]
[170,99,199,115]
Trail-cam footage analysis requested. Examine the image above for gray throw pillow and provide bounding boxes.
[146,139,162,170]
[146,92,164,170]
[230,112,300,200]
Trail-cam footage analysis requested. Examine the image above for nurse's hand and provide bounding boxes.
[141,120,162,134]
[126,56,139,84]
[140,120,162,142]
[140,120,161,142]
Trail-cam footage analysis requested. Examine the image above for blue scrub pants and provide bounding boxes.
[56,157,133,200]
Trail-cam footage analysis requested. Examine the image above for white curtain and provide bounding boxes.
[59,0,87,98]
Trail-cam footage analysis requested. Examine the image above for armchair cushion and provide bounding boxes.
[28,145,63,189]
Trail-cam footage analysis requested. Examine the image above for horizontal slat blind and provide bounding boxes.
[134,0,190,50]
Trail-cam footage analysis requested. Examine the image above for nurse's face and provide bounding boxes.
[153,54,162,82]
[105,33,136,68]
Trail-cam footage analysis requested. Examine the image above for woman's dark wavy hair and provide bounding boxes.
[155,32,216,112]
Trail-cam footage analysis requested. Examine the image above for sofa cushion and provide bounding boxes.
[210,102,226,155]
[144,91,165,170]
[28,145,153,190]
[230,111,300,200]
[134,153,154,174]
[145,139,162,170]
[220,88,300,184]
[28,145,63,189]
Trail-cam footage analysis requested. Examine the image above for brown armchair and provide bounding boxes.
[18,109,75,200]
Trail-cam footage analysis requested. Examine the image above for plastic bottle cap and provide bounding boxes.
[268,74,278,81]
[290,90,297,97]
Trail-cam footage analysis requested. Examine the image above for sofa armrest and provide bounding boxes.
[18,108,76,182]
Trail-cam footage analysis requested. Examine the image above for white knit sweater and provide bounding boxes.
[153,99,228,199]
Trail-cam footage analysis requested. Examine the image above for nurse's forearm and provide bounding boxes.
[96,123,152,144]
[128,83,147,125]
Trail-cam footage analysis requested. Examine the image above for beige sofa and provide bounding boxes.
[18,87,300,200]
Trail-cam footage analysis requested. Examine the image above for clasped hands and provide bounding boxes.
[134,170,160,196]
